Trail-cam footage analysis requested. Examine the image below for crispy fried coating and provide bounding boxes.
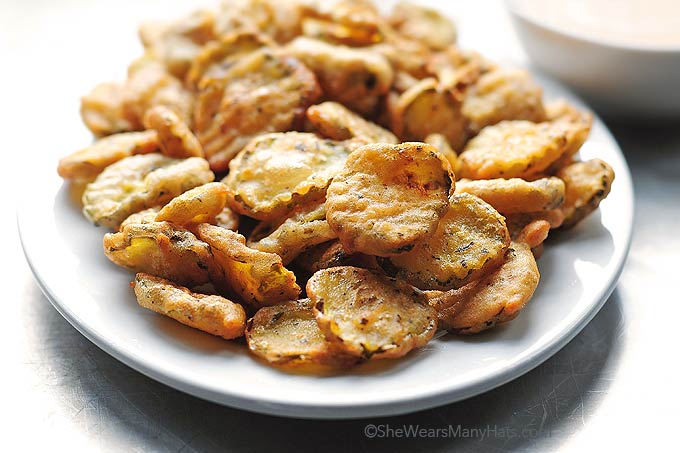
[119,207,161,231]
[143,106,204,158]
[390,78,468,151]
[58,130,159,181]
[133,273,245,339]
[195,223,300,308]
[557,159,615,229]
[80,82,137,137]
[431,241,539,334]
[307,266,437,360]
[301,17,382,46]
[462,68,546,133]
[214,0,303,44]
[380,193,510,290]
[326,142,452,257]
[306,102,397,145]
[458,119,588,180]
[82,154,214,229]
[285,37,393,115]
[248,202,337,264]
[454,177,565,214]
[224,132,351,221]
[425,133,460,175]
[123,57,194,129]
[185,31,272,88]
[246,298,356,366]
[514,220,551,249]
[139,9,217,79]
[545,102,594,171]
[504,209,565,234]
[300,0,383,45]
[193,48,321,171]
[104,221,214,286]
[388,2,457,50]
[156,182,229,226]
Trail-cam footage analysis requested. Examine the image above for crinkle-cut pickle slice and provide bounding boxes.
[104,221,214,287]
[325,142,453,257]
[379,193,510,290]
[307,266,437,360]
[246,298,356,366]
[156,182,229,226]
[557,158,614,229]
[82,154,213,229]
[134,272,246,340]
[224,132,351,221]
[458,119,582,180]
[454,177,565,214]
[58,130,159,181]
[195,223,300,308]
[431,241,539,334]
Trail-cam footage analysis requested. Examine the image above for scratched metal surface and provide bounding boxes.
[3,1,680,451]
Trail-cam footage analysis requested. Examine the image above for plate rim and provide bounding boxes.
[18,87,634,421]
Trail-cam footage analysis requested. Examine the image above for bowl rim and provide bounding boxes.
[506,0,680,54]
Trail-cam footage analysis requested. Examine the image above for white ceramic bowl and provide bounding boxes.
[507,0,680,118]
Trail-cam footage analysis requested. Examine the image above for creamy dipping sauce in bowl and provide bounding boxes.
[508,0,680,117]
[515,0,680,49]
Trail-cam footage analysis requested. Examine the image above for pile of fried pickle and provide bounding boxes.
[57,0,615,369]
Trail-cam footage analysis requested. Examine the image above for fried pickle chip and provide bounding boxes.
[224,132,351,221]
[307,266,437,359]
[123,57,194,129]
[119,207,161,231]
[544,101,594,171]
[82,154,214,229]
[388,2,457,50]
[557,159,615,229]
[248,202,337,264]
[379,193,510,290]
[425,133,459,175]
[325,142,452,257]
[143,105,204,158]
[104,221,213,286]
[246,298,356,366]
[458,119,587,180]
[390,78,468,151]
[301,17,382,46]
[185,31,272,88]
[80,82,137,137]
[133,273,245,340]
[156,182,229,226]
[300,0,383,46]
[58,130,159,181]
[431,241,539,334]
[462,68,546,133]
[454,177,565,214]
[285,37,393,115]
[139,9,217,79]
[193,48,321,171]
[306,102,397,146]
[195,223,300,308]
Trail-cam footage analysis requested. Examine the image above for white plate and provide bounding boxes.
[18,74,633,419]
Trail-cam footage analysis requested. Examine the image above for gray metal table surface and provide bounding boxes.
[3,1,679,451]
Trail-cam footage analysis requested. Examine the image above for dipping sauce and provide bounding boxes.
[514,0,680,48]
